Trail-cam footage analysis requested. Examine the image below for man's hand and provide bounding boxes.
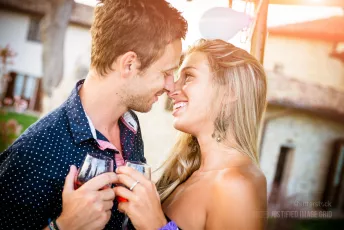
[56,165,117,230]
[113,166,167,230]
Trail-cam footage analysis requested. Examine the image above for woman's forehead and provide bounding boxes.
[180,52,210,71]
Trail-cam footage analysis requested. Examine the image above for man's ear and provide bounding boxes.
[117,51,139,78]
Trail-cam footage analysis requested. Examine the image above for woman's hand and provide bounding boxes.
[113,166,167,230]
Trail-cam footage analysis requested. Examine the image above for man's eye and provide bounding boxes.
[164,72,173,78]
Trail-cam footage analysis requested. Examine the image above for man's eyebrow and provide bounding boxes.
[162,65,179,73]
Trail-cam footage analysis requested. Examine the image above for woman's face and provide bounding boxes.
[170,51,218,136]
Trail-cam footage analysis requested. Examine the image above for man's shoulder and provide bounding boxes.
[26,105,67,133]
[5,106,68,152]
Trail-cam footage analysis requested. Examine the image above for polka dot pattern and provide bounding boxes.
[0,80,145,229]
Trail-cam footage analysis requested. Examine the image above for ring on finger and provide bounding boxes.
[129,180,140,191]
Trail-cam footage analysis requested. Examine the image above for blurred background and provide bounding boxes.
[0,0,344,229]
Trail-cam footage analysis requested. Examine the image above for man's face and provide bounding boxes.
[124,39,182,113]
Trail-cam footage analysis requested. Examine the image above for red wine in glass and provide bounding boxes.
[74,180,85,189]
[74,152,114,190]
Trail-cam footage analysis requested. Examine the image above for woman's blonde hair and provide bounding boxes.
[156,39,267,202]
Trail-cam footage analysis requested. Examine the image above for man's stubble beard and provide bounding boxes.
[122,88,153,113]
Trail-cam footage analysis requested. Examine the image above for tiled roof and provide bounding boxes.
[268,16,344,42]
[0,0,94,27]
[267,71,344,122]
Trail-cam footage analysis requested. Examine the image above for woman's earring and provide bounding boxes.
[211,133,222,142]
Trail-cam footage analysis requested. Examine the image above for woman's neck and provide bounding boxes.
[196,133,250,173]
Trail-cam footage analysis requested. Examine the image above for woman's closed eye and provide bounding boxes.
[184,73,194,84]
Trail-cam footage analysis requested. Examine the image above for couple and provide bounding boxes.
[0,0,267,229]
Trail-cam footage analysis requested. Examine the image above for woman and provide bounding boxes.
[115,39,267,230]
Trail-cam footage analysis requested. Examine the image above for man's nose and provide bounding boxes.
[164,74,175,93]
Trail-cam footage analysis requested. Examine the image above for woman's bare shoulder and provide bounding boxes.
[205,165,267,229]
[212,164,266,202]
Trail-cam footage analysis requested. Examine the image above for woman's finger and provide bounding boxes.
[116,173,143,191]
[116,166,150,186]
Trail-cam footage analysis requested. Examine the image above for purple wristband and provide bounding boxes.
[159,221,179,230]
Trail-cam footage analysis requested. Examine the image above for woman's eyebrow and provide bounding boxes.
[178,66,197,75]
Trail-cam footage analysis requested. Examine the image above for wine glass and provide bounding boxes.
[74,152,114,189]
[120,161,151,230]
[126,161,151,180]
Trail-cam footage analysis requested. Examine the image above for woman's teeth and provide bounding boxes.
[173,102,187,110]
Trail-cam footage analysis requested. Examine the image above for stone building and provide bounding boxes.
[0,0,93,111]
[262,16,344,217]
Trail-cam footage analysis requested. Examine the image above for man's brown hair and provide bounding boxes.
[91,0,188,75]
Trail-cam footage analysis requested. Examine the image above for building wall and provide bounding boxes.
[0,9,91,105]
[260,106,344,206]
[0,9,42,77]
[50,24,91,107]
[264,35,344,91]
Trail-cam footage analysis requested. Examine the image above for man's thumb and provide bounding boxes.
[63,165,77,193]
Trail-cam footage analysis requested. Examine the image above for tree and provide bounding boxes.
[41,0,75,113]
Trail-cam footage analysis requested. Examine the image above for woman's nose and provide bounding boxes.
[168,90,180,99]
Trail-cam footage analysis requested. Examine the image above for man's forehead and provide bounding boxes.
[161,40,182,69]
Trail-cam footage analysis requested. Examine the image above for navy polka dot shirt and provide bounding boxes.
[0,80,145,229]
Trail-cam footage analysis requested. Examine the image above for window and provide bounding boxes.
[322,140,344,212]
[27,17,42,42]
[269,146,294,204]
[13,74,37,100]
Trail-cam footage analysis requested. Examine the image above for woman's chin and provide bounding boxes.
[173,119,182,130]
[173,119,192,134]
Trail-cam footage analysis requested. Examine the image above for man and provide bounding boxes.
[0,0,187,229]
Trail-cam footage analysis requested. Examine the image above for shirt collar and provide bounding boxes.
[66,80,138,144]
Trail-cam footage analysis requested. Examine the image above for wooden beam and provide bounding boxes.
[228,0,233,7]
[250,0,270,64]
[269,0,344,7]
